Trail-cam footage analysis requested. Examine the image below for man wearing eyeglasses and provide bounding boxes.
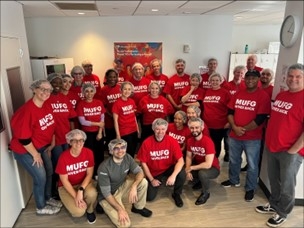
[97,139,152,227]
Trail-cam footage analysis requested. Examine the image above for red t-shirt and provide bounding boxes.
[70,83,84,100]
[10,99,55,153]
[83,73,101,94]
[266,90,304,156]
[187,136,220,170]
[137,135,183,177]
[128,76,151,105]
[98,84,121,129]
[180,86,205,113]
[223,80,246,96]
[199,72,212,90]
[228,88,271,140]
[202,88,231,129]
[261,85,274,99]
[137,95,174,125]
[55,147,94,187]
[76,99,106,132]
[163,74,190,106]
[167,123,191,147]
[45,93,77,145]
[63,90,80,110]
[146,73,168,94]
[112,97,137,136]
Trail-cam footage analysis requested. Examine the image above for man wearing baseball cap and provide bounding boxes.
[221,69,271,202]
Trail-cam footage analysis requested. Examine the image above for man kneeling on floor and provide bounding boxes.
[97,139,152,227]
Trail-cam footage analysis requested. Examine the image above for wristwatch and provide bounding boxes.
[78,186,85,192]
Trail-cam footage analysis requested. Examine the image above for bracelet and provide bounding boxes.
[150,179,154,182]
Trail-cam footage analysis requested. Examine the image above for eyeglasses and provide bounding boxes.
[112,145,127,152]
[73,72,83,76]
[38,87,53,93]
[70,139,85,144]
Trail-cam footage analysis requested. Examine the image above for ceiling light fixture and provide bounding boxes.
[151,9,159,12]
[78,12,85,15]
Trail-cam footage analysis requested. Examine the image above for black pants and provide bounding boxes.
[147,165,186,201]
[209,128,227,158]
[84,131,105,176]
[140,124,154,142]
[121,131,138,158]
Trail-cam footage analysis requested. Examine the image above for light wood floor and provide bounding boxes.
[13,152,303,228]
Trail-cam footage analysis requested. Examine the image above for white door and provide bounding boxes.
[0,36,32,227]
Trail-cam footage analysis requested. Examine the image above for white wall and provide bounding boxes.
[24,15,233,80]
[231,24,281,54]
[0,2,33,227]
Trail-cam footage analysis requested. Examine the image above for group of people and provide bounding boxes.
[9,55,303,228]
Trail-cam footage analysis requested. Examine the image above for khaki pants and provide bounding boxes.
[100,177,148,228]
[59,180,97,217]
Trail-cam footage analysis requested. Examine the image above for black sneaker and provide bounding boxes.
[192,181,202,190]
[221,180,241,188]
[131,205,152,217]
[266,213,286,227]
[241,164,248,172]
[223,153,229,162]
[96,203,104,214]
[245,190,254,202]
[172,193,183,207]
[86,212,96,224]
[195,192,210,205]
[256,203,276,214]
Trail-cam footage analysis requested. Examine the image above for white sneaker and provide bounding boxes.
[36,205,60,215]
[46,198,63,208]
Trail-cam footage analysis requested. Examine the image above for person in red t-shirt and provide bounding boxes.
[199,58,218,90]
[260,68,274,99]
[202,73,231,158]
[137,81,174,141]
[186,117,220,205]
[146,58,168,95]
[256,63,304,227]
[167,111,191,155]
[137,118,186,208]
[112,81,139,158]
[186,105,210,137]
[221,69,271,202]
[82,60,101,96]
[10,79,62,215]
[46,73,77,198]
[76,83,105,176]
[127,62,151,106]
[163,59,190,120]
[97,69,121,149]
[70,65,85,100]
[246,54,263,72]
[56,129,97,224]
[180,73,205,113]
[223,65,247,96]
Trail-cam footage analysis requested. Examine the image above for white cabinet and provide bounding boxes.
[30,58,74,81]
[228,53,279,81]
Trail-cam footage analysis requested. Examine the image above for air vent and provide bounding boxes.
[54,3,97,11]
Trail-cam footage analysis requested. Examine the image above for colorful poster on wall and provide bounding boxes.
[114,42,162,78]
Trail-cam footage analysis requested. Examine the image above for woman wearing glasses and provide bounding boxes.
[10,79,62,215]
[56,129,97,224]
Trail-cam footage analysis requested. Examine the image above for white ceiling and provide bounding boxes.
[16,0,287,25]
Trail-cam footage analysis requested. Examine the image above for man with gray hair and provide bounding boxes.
[97,139,152,227]
[136,118,186,207]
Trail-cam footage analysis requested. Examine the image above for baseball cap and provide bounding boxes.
[245,70,261,78]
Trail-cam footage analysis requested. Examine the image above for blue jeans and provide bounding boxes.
[229,138,261,191]
[13,146,53,209]
[51,143,69,168]
[267,147,303,218]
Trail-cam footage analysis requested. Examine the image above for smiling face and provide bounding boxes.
[33,82,53,103]
[50,77,62,94]
[233,68,246,83]
[83,87,95,101]
[210,75,221,89]
[245,75,259,92]
[190,77,200,87]
[286,69,303,92]
[149,83,160,97]
[187,107,198,119]
[121,83,133,98]
[174,113,184,129]
[107,71,118,87]
[154,124,167,141]
[69,134,85,154]
[112,143,127,160]
[132,65,144,80]
[208,60,218,73]
[62,77,73,91]
[260,70,273,86]
[175,62,185,75]
[188,121,203,138]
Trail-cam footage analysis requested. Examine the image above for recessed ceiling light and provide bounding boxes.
[78,12,85,15]
[183,11,191,14]
[151,9,159,12]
